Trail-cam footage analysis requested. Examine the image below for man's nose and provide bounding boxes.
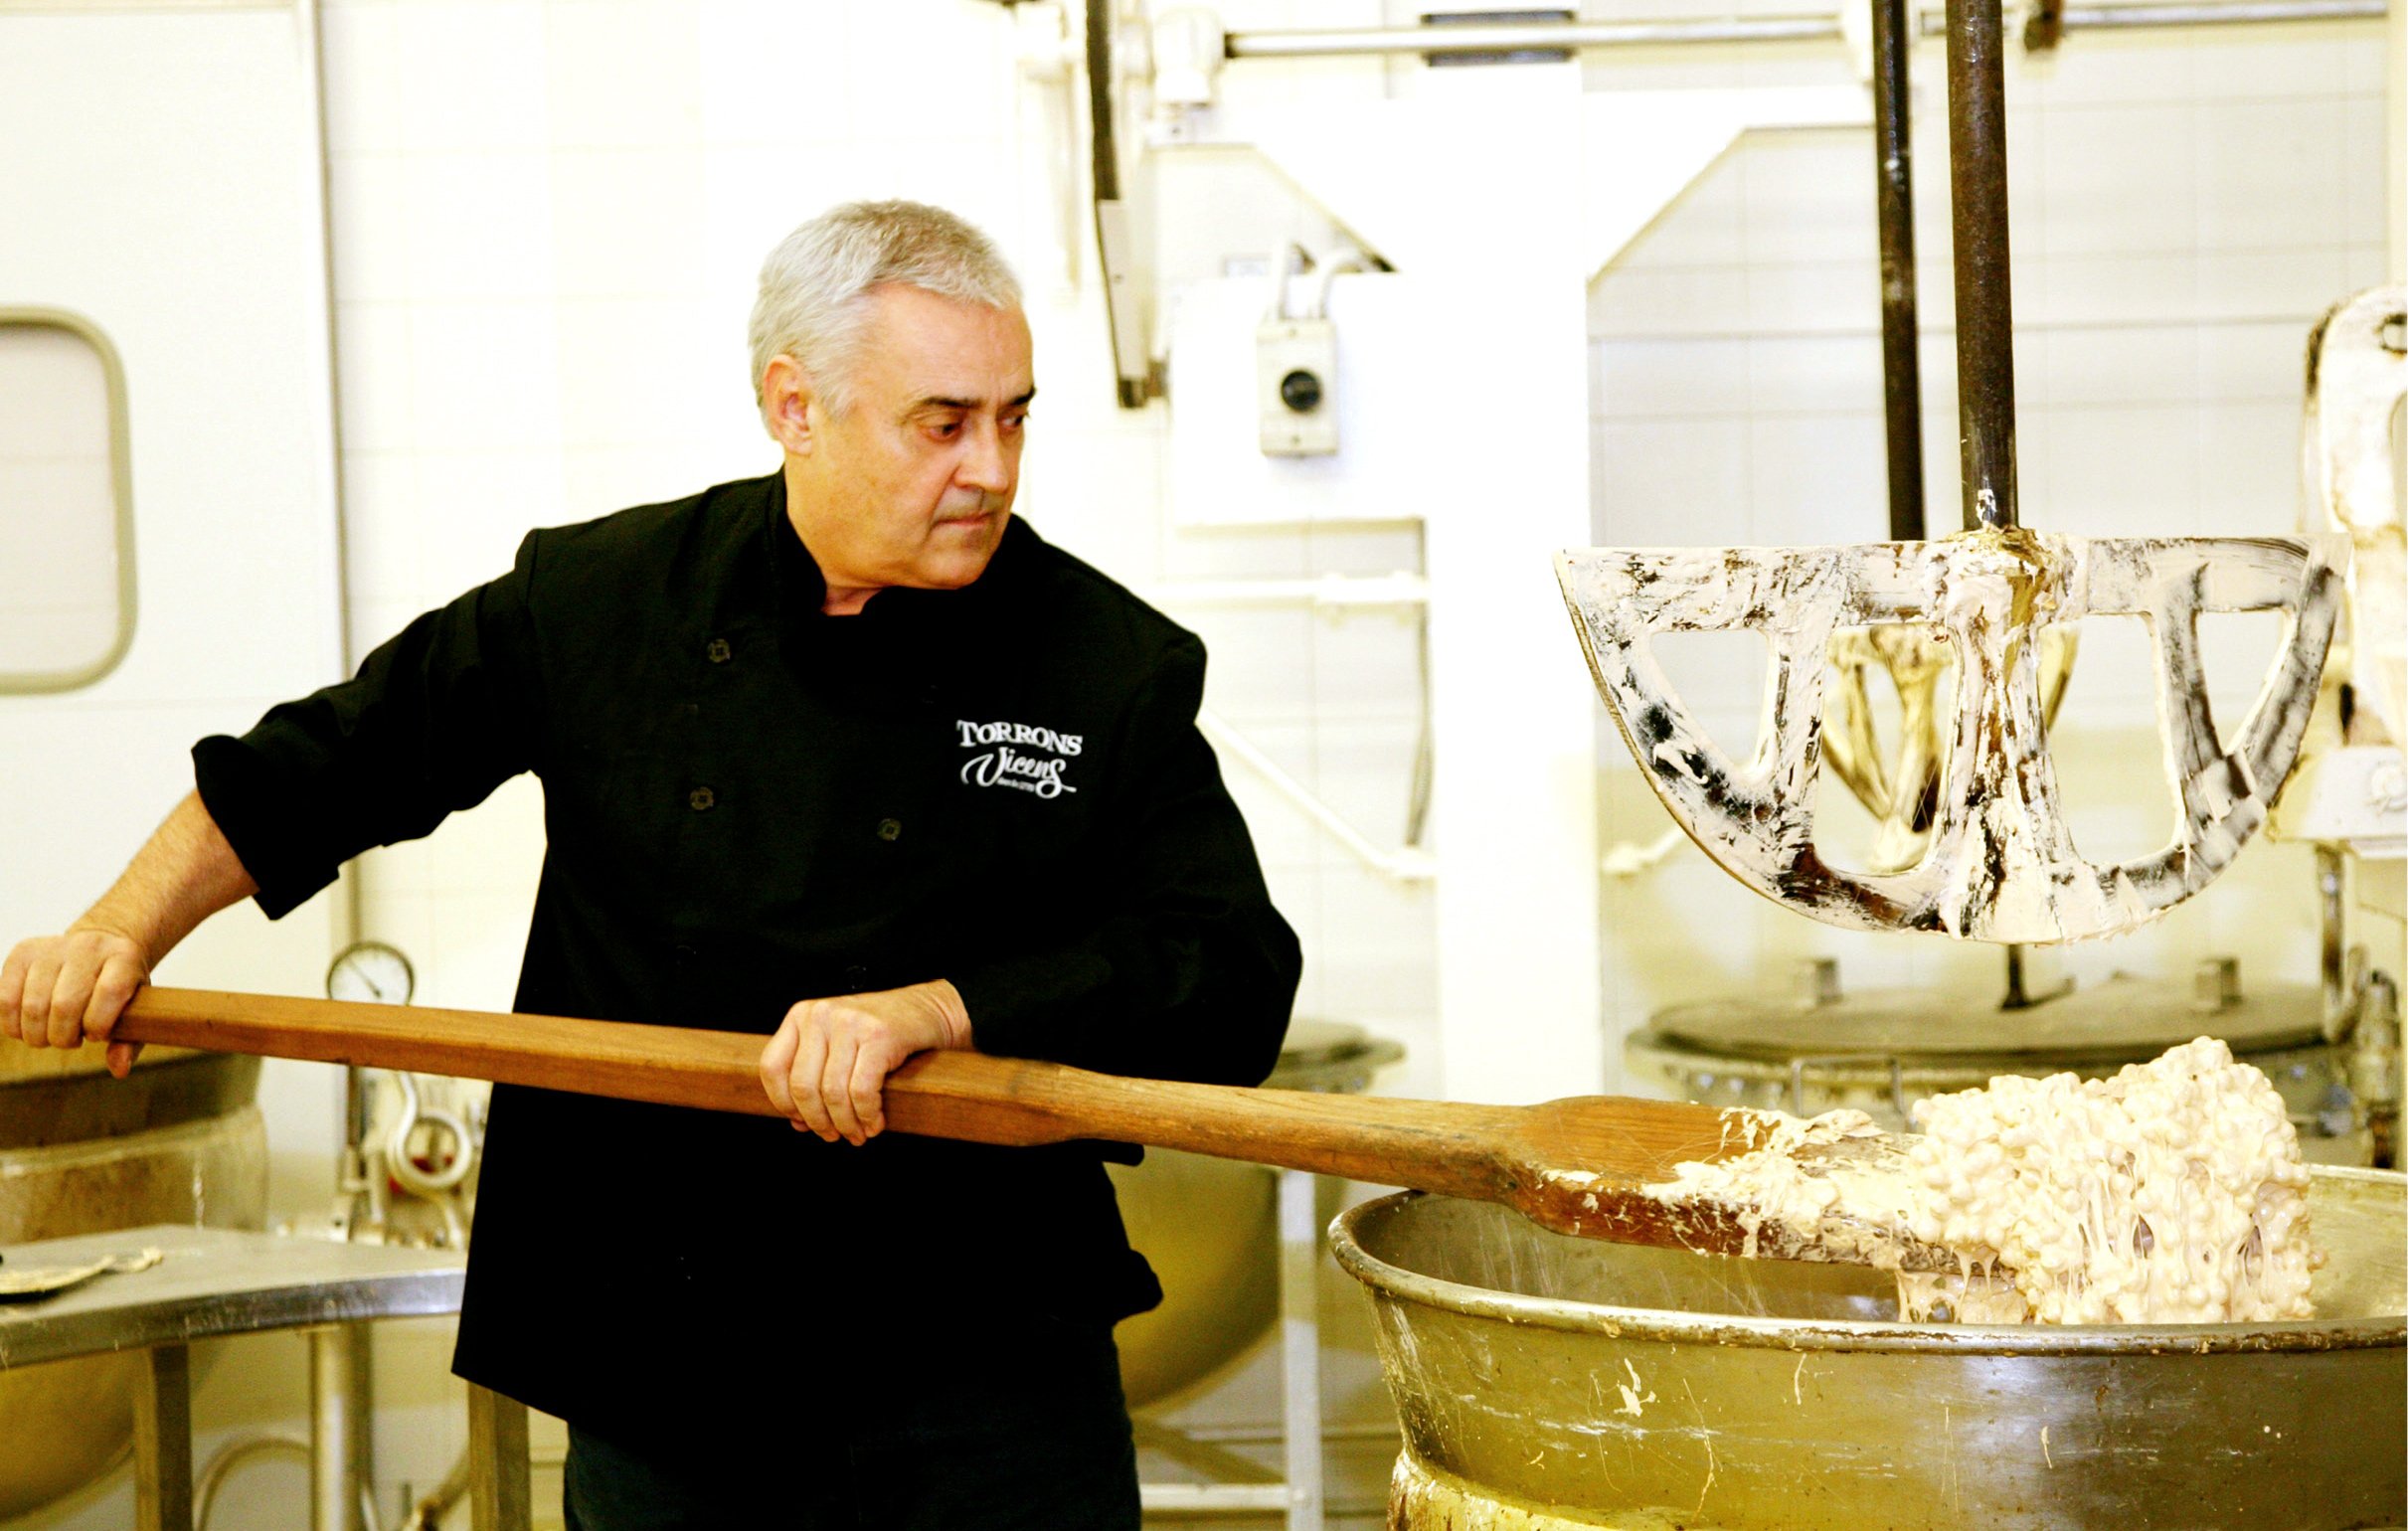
[956,419,1013,493]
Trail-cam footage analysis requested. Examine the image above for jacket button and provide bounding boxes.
[843,964,871,987]
[876,817,902,842]
[705,637,732,664]
[689,786,717,811]
[673,944,699,967]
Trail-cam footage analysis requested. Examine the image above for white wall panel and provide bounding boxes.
[0,2,347,1166]
[0,9,348,1529]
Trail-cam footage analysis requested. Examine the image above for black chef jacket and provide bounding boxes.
[191,469,1302,1445]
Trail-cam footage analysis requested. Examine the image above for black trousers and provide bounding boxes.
[560,1316,1140,1531]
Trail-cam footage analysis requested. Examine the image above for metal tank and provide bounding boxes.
[1628,959,2375,1164]
[1110,1019,1399,1406]
[1333,1167,2405,1530]
[0,1045,268,1518]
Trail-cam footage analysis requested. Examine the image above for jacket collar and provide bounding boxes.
[762,470,1031,649]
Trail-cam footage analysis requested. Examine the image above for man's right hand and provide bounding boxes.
[0,791,260,1081]
[0,926,150,1077]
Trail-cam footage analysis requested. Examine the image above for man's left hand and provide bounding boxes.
[758,980,973,1144]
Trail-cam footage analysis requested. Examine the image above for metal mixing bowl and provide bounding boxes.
[1111,1020,1399,1407]
[0,1052,267,1518]
[1333,1167,2405,1530]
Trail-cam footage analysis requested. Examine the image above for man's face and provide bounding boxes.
[777,284,1034,607]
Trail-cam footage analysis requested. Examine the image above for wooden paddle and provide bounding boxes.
[103,986,1954,1272]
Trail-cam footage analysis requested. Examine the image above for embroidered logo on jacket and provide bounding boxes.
[955,719,1083,799]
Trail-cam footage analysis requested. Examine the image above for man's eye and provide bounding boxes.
[1002,414,1028,432]
[929,421,962,439]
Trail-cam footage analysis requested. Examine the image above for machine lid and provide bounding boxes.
[1278,1018,1373,1065]
[1269,1019,1406,1093]
[1648,972,2325,1066]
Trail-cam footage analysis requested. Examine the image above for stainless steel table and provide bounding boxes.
[0,1224,528,1531]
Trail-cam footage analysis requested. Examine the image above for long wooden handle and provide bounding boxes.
[883,1048,1520,1198]
[120,987,775,1116]
[114,988,1517,1199]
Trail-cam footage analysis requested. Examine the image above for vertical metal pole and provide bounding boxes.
[1946,0,2019,531]
[1276,1168,1325,1531]
[1088,0,1153,408]
[134,1344,195,1531]
[1873,0,1927,541]
[347,1325,376,1529]
[468,1383,534,1531]
[2001,943,2032,1007]
[2318,846,2349,1035]
[309,1326,361,1531]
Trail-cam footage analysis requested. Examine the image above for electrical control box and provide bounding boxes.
[1257,316,1338,456]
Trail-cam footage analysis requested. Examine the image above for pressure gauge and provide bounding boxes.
[328,940,416,1006]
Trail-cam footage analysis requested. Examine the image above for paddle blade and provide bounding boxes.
[1500,1097,1960,1273]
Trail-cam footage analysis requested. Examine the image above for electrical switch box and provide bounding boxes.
[1258,317,1338,456]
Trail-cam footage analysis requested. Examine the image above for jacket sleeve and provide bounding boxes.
[947,635,1302,1088]
[192,534,544,920]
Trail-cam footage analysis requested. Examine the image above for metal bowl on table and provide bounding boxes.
[0,1046,267,1518]
[1332,1167,2404,1530]
[1110,1018,1403,1408]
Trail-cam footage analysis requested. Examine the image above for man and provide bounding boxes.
[0,201,1302,1528]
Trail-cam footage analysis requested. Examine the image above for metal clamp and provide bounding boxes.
[1788,1053,1909,1121]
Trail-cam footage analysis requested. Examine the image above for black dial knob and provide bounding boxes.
[1279,369,1323,414]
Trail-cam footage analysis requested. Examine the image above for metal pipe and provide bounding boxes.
[2002,942,2034,1008]
[1220,0,2378,60]
[1277,1168,1324,1531]
[301,0,377,1255]
[1160,1423,1404,1446]
[1139,573,1430,609]
[1226,17,1839,57]
[465,1384,532,1531]
[194,1435,311,1531]
[1087,0,1152,408]
[2319,846,2351,1041]
[2352,971,2401,1170]
[134,1344,195,1531]
[308,1327,358,1531]
[1196,710,1438,883]
[1872,0,1926,541]
[1946,0,2018,531]
[2053,0,2383,26]
[1139,1484,1292,1513]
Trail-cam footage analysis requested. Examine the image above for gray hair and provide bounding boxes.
[748,200,1022,423]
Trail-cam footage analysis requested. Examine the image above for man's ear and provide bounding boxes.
[763,355,818,454]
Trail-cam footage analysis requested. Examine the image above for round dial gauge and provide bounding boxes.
[327,941,416,1006]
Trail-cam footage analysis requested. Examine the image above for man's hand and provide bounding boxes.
[0,925,151,1078]
[758,979,972,1144]
[0,792,257,1081]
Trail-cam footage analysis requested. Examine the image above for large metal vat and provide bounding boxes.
[1333,1167,2405,1530]
[1110,1020,1397,1407]
[1629,962,2374,1164]
[0,1047,267,1518]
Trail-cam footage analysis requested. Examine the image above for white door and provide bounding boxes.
[0,2,349,1207]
